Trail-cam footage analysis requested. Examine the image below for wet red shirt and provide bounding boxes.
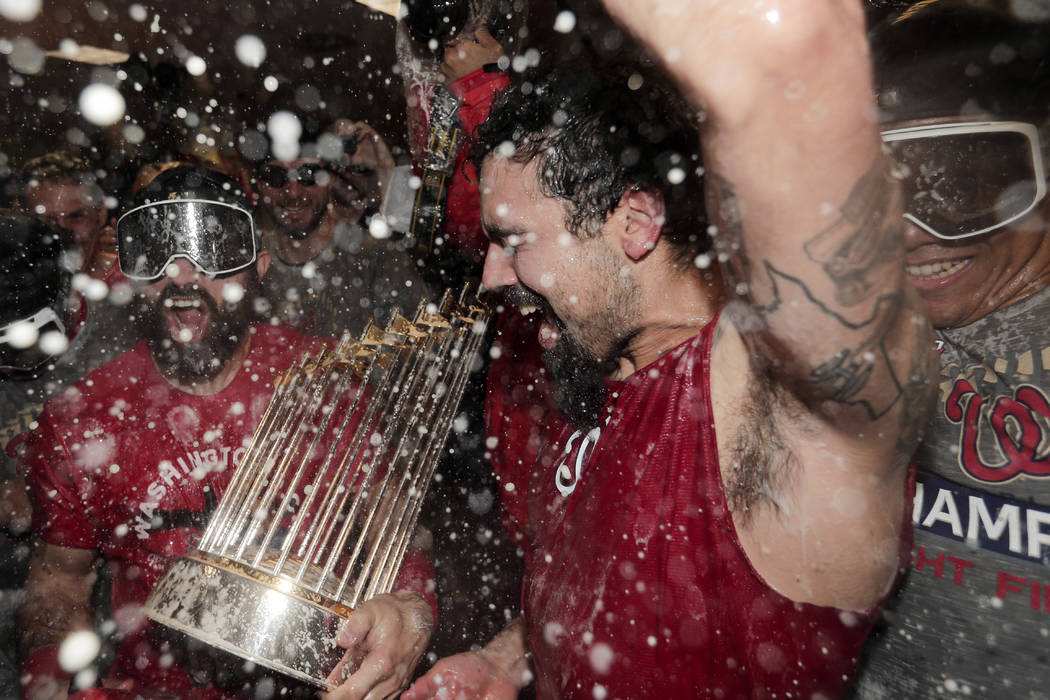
[24,324,433,697]
[498,320,879,699]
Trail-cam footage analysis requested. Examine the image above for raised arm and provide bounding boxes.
[603,0,936,609]
[609,0,930,428]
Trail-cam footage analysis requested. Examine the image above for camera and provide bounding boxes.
[341,133,358,158]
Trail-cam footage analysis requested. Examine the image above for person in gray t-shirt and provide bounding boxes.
[855,3,1050,697]
[252,120,430,340]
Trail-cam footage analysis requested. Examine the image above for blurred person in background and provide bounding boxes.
[22,152,117,281]
[251,121,430,339]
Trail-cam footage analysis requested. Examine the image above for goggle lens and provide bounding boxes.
[116,199,256,281]
[258,164,330,188]
[882,121,1046,240]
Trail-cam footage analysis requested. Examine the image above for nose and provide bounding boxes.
[903,219,939,251]
[482,241,517,291]
[168,257,204,286]
[284,179,308,196]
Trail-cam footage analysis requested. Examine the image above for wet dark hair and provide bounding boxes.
[869,0,1050,124]
[469,60,709,265]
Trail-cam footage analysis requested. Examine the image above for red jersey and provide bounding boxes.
[409,68,510,262]
[24,324,433,697]
[499,320,878,699]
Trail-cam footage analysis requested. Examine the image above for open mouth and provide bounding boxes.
[509,299,562,351]
[278,203,308,216]
[905,257,972,282]
[164,296,210,343]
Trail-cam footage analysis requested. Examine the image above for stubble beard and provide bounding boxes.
[272,198,328,242]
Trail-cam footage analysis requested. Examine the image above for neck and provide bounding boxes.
[158,332,253,396]
[614,266,725,379]
[268,210,337,265]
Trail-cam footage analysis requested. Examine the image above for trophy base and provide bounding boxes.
[142,555,353,690]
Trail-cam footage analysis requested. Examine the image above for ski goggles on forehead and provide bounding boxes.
[0,306,66,371]
[881,121,1047,240]
[257,163,331,188]
[116,199,256,281]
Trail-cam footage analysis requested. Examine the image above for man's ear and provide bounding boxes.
[617,187,666,261]
[256,248,271,280]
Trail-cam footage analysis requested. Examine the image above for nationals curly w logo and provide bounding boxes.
[945,378,1050,483]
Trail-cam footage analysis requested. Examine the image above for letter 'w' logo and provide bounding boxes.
[946,378,1050,483]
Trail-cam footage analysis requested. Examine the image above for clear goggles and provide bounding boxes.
[0,306,66,371]
[117,199,256,281]
[881,121,1047,240]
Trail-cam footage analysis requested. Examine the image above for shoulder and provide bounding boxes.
[42,341,153,421]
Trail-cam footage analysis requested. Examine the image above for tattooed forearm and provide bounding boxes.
[892,287,939,452]
[709,156,927,421]
[803,160,904,307]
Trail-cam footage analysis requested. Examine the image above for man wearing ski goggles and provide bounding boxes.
[878,115,1050,331]
[117,196,257,281]
[855,2,1050,698]
[882,120,1047,242]
[21,165,436,699]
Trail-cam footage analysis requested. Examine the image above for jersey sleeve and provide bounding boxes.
[392,547,439,626]
[22,409,99,550]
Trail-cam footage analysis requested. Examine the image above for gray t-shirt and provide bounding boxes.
[262,221,431,340]
[856,286,1050,698]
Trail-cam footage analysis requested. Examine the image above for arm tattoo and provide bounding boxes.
[710,158,935,511]
[803,163,902,307]
[710,158,919,419]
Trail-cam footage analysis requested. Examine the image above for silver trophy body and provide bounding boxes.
[143,289,489,689]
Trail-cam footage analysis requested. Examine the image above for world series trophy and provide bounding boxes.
[142,287,490,690]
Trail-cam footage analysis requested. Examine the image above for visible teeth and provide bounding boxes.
[518,305,538,316]
[906,259,968,280]
[170,299,201,309]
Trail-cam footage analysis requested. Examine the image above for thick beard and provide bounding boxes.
[543,323,607,431]
[503,287,607,431]
[135,276,262,384]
